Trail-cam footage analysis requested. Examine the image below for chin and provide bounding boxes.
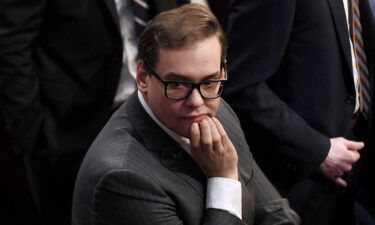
[169,122,191,138]
[174,127,190,138]
[178,130,190,138]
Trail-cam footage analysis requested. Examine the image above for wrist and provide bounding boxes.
[208,169,238,180]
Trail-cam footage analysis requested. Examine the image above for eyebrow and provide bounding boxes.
[163,71,222,81]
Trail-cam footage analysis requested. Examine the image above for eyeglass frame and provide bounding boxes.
[144,61,227,100]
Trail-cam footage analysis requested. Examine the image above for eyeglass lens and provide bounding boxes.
[166,80,223,99]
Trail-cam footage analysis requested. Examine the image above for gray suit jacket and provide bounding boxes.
[72,94,300,225]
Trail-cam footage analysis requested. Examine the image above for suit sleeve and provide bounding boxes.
[92,170,246,225]
[252,161,301,225]
[223,0,330,176]
[217,100,300,224]
[0,0,47,153]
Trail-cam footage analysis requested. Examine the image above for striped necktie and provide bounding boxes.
[350,0,370,118]
[131,0,150,38]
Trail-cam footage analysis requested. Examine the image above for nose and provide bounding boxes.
[185,88,204,108]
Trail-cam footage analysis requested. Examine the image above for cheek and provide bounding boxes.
[207,100,221,116]
[159,102,181,123]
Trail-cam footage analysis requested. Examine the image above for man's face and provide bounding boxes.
[138,36,223,138]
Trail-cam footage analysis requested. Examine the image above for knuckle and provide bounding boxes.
[201,140,212,149]
[351,153,360,161]
[217,146,225,153]
[191,143,200,150]
[212,136,221,145]
[200,120,209,128]
[220,132,227,139]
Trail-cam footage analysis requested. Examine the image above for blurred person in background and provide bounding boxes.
[0,0,187,224]
[224,0,375,224]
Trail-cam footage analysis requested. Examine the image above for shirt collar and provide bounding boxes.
[137,91,191,154]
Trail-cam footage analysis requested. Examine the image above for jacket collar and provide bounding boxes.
[124,94,207,196]
[327,0,354,81]
[123,94,254,197]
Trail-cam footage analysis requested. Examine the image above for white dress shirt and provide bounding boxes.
[137,91,242,219]
[113,0,138,107]
[191,0,208,7]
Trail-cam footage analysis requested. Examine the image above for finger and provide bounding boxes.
[212,117,229,145]
[208,118,223,152]
[344,140,364,151]
[199,119,213,151]
[350,150,360,161]
[334,177,347,187]
[341,150,361,166]
[190,122,200,150]
[328,167,344,177]
[333,169,344,177]
[340,163,352,173]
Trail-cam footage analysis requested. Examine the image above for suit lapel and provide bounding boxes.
[102,0,121,32]
[160,149,207,198]
[327,0,353,75]
[127,94,206,198]
[126,96,255,210]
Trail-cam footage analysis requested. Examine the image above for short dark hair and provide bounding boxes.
[138,3,227,68]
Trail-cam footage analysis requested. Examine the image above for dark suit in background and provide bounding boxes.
[207,0,230,30]
[223,0,375,224]
[0,0,182,224]
[0,111,40,225]
[72,94,299,225]
[0,1,122,224]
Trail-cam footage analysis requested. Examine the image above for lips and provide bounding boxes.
[182,114,208,123]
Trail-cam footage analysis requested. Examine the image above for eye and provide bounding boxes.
[201,81,216,87]
[168,81,191,89]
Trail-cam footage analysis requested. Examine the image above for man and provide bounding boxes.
[72,4,300,225]
[0,0,186,224]
[223,0,375,224]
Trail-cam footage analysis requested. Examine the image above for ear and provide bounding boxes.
[136,61,149,93]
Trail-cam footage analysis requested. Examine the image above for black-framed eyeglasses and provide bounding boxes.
[144,62,227,100]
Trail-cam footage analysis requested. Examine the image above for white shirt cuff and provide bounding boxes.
[206,177,242,219]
